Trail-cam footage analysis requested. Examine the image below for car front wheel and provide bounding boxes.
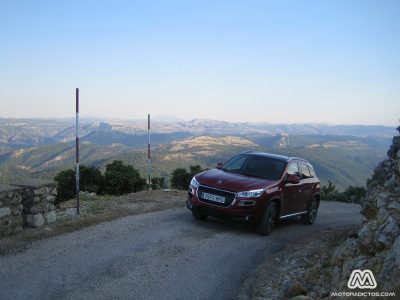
[301,198,318,225]
[256,201,277,236]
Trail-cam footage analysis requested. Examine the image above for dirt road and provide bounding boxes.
[0,201,361,300]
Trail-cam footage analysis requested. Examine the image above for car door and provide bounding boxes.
[282,162,303,215]
[298,163,313,211]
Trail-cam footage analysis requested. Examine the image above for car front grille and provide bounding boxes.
[197,185,236,208]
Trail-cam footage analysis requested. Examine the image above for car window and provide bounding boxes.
[299,163,312,179]
[287,163,300,177]
[223,154,286,180]
[307,164,315,177]
[222,155,247,172]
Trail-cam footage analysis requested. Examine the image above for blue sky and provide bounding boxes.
[0,0,399,125]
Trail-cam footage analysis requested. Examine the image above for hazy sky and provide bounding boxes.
[0,0,399,125]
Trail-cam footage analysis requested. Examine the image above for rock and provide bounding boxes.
[44,211,56,224]
[387,201,400,210]
[377,207,389,221]
[0,207,11,218]
[284,282,307,298]
[376,216,400,247]
[25,213,45,227]
[379,235,400,287]
[28,205,41,214]
[289,296,312,300]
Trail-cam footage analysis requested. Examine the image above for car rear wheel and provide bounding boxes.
[256,201,277,236]
[192,210,208,221]
[301,198,318,225]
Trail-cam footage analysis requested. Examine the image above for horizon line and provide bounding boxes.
[0,115,397,128]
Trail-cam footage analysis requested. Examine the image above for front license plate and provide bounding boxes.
[201,192,225,203]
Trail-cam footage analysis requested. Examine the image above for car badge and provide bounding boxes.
[217,179,223,185]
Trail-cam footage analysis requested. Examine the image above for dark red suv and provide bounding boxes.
[186,151,320,235]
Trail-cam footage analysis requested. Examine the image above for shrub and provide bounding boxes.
[321,181,366,203]
[80,165,103,193]
[102,160,145,195]
[170,165,205,190]
[151,177,165,190]
[170,168,190,190]
[54,169,76,204]
[321,181,340,200]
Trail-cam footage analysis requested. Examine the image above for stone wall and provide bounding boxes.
[0,185,23,237]
[0,179,57,238]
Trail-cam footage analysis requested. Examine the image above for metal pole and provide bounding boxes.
[76,88,80,215]
[148,114,151,189]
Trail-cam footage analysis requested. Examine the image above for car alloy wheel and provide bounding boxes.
[256,201,277,236]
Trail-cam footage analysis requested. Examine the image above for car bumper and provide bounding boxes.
[186,193,261,223]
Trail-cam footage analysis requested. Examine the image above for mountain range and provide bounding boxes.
[0,117,396,189]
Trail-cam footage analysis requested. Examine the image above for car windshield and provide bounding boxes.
[222,154,287,180]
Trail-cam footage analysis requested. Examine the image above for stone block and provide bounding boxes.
[28,205,41,214]
[44,211,56,224]
[10,193,22,205]
[11,204,23,216]
[25,213,45,227]
[0,207,11,218]
[46,195,55,202]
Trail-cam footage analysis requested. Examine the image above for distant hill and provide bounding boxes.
[0,132,389,190]
[0,117,395,149]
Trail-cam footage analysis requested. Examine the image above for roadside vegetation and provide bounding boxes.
[54,160,166,204]
[170,165,206,189]
[321,181,366,204]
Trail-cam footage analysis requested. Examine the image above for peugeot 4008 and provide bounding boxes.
[186,151,320,235]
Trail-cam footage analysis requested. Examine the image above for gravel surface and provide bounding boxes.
[0,201,361,300]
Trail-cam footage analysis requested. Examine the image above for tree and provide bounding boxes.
[321,181,340,200]
[342,186,366,204]
[54,169,75,204]
[170,165,205,190]
[102,160,145,195]
[189,165,204,177]
[79,165,103,193]
[171,168,190,190]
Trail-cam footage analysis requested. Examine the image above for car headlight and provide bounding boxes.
[236,189,264,198]
[190,176,200,188]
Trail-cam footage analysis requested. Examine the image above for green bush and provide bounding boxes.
[171,165,205,190]
[170,168,189,190]
[54,162,146,201]
[321,181,366,203]
[151,177,165,190]
[80,165,103,193]
[321,181,340,200]
[54,169,76,204]
[102,160,145,195]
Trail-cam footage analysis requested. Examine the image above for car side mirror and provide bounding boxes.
[286,174,300,184]
[215,162,224,170]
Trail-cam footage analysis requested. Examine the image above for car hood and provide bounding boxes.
[195,169,277,192]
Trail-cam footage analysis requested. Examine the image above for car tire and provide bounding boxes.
[192,210,208,221]
[301,198,318,225]
[256,201,277,236]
